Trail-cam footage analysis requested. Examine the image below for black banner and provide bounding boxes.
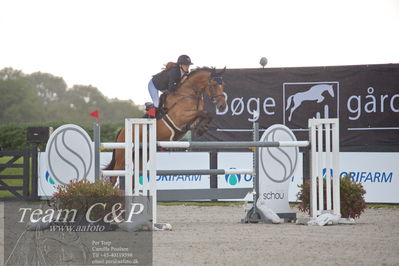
[194,64,399,152]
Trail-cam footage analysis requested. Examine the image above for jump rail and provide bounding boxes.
[102,169,254,177]
[100,140,310,149]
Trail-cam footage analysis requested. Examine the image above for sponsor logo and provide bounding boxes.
[341,171,393,183]
[260,125,298,183]
[45,171,55,185]
[225,173,241,186]
[262,191,285,200]
[283,82,339,128]
[156,175,202,182]
[225,168,252,186]
[45,125,93,185]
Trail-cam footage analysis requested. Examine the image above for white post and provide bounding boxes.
[124,119,133,225]
[325,123,332,211]
[332,119,340,216]
[309,120,317,218]
[149,120,157,225]
[142,124,148,194]
[124,119,133,197]
[317,123,323,216]
[134,123,140,195]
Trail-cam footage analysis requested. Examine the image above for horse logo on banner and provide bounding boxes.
[285,84,335,121]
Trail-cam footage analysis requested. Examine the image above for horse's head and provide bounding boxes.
[206,67,227,111]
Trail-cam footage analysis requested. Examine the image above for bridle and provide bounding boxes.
[207,76,225,103]
[166,72,226,113]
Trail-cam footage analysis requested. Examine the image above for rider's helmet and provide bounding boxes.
[177,55,193,65]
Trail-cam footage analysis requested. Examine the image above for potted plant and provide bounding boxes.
[52,179,123,230]
[297,175,367,219]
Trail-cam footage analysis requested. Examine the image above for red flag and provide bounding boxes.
[89,110,99,119]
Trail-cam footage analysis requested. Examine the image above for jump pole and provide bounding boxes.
[99,141,309,150]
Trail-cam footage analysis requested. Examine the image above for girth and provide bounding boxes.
[161,114,189,141]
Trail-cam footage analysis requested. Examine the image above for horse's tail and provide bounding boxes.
[103,129,122,171]
[286,95,294,110]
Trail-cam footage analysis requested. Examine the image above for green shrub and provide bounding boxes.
[0,121,122,150]
[297,176,367,219]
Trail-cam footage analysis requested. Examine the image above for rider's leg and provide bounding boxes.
[148,79,159,108]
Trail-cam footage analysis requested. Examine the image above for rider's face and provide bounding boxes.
[180,64,190,72]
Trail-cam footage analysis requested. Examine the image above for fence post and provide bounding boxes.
[210,150,218,202]
[94,123,100,181]
[309,120,317,218]
[23,148,30,199]
[332,120,340,216]
[253,122,259,207]
[125,119,133,196]
[149,119,157,224]
[30,146,39,200]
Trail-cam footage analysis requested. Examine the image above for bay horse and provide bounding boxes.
[105,67,227,186]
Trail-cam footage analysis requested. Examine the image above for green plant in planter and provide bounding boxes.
[297,175,367,219]
[53,179,123,224]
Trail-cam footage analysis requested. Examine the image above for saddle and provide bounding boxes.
[143,92,189,140]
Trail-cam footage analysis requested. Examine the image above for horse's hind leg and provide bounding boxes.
[113,148,137,193]
[197,117,212,136]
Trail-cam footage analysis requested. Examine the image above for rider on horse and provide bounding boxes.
[105,66,227,186]
[146,55,193,118]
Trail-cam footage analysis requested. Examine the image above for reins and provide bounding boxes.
[164,72,224,114]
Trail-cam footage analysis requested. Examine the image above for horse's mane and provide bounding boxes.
[187,67,214,79]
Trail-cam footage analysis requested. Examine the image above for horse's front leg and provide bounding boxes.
[190,111,212,136]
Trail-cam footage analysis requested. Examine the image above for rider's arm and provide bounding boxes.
[166,67,181,91]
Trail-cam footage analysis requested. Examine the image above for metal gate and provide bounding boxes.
[0,147,38,200]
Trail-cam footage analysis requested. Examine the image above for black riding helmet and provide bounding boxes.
[177,55,193,65]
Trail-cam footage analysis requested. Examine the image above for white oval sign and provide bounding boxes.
[45,124,93,185]
[258,124,299,214]
[260,125,299,183]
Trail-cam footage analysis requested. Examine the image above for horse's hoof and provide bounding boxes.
[196,129,204,136]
